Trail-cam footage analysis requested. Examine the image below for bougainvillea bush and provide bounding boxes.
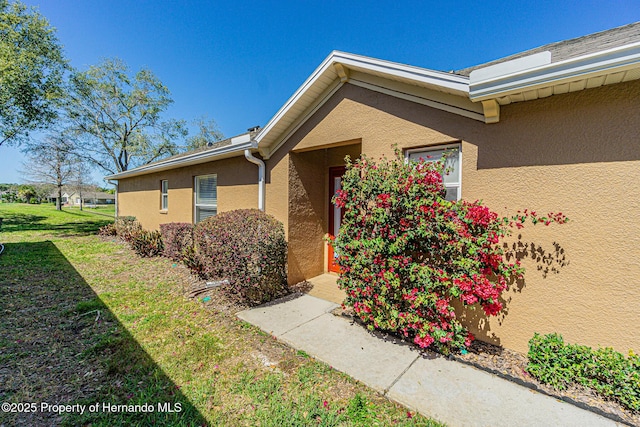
[333,150,567,353]
[193,209,288,305]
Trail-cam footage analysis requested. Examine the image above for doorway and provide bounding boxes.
[328,166,346,273]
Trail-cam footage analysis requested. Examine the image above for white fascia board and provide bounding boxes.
[332,52,470,94]
[470,42,640,101]
[255,51,470,153]
[469,51,551,82]
[104,141,257,180]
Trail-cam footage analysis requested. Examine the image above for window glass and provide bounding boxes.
[406,145,461,201]
[161,180,168,210]
[195,175,217,222]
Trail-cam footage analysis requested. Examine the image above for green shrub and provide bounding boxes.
[193,209,288,305]
[527,333,640,412]
[130,229,164,257]
[159,222,194,261]
[114,216,141,242]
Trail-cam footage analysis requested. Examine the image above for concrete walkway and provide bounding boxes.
[237,294,623,427]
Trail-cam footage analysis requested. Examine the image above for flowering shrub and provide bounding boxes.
[193,209,288,305]
[159,222,194,261]
[130,229,164,257]
[528,333,639,411]
[333,150,567,353]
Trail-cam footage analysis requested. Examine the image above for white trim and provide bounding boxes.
[469,51,551,82]
[255,51,471,156]
[160,179,168,210]
[261,80,344,159]
[470,41,640,101]
[105,140,256,180]
[405,143,462,201]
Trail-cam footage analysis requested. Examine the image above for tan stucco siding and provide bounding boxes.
[118,156,259,230]
[267,82,640,354]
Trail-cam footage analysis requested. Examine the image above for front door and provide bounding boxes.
[328,166,346,273]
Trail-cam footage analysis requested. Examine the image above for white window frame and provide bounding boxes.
[161,180,168,210]
[405,143,462,201]
[194,174,217,223]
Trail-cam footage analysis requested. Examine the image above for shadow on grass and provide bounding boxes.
[0,241,208,426]
[0,210,111,236]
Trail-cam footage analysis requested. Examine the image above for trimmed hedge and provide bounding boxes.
[194,209,287,305]
[159,222,194,261]
[527,333,640,412]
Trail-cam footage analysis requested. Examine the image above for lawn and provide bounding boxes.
[0,203,443,426]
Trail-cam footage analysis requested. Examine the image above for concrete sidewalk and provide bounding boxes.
[237,294,623,427]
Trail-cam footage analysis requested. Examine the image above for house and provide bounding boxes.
[106,23,640,354]
[63,191,115,206]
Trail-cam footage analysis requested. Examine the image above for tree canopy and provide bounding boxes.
[20,132,75,210]
[0,0,67,147]
[64,58,187,174]
[185,116,225,150]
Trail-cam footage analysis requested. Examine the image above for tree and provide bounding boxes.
[69,160,93,211]
[0,0,67,147]
[20,134,74,210]
[64,58,187,174]
[185,116,224,150]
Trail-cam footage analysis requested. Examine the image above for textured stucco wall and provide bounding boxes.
[118,156,259,230]
[284,144,362,284]
[266,81,640,354]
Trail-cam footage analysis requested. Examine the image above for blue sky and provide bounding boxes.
[1,0,639,183]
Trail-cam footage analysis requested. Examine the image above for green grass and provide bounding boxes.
[0,203,444,426]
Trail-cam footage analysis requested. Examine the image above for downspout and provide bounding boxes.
[244,149,265,211]
[105,179,119,218]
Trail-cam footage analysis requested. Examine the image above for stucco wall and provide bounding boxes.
[268,81,640,354]
[285,144,362,284]
[118,156,259,230]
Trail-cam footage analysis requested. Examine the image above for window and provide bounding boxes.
[161,180,168,210]
[405,143,461,201]
[194,174,217,222]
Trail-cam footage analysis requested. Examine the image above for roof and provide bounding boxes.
[63,191,115,199]
[104,132,255,180]
[254,51,484,158]
[457,22,640,76]
[465,22,640,112]
[105,23,640,180]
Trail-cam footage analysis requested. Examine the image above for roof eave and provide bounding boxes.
[104,139,257,181]
[469,41,640,102]
[254,51,473,158]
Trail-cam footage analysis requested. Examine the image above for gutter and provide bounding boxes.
[469,41,640,101]
[105,179,118,218]
[242,128,266,211]
[105,140,255,180]
[244,149,265,211]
